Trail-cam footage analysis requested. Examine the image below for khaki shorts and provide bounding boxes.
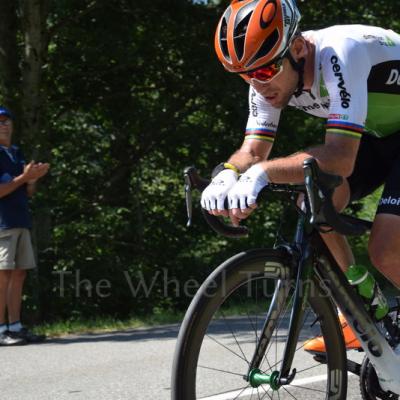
[0,228,36,270]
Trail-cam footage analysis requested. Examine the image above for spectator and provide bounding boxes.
[0,107,49,345]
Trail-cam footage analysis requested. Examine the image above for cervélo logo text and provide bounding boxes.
[330,55,351,109]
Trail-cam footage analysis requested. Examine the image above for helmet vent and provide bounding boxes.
[220,18,230,61]
[247,28,279,67]
[233,12,252,61]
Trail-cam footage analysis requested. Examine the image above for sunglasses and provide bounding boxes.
[0,119,11,126]
[242,56,285,82]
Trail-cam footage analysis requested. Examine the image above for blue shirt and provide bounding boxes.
[0,145,31,229]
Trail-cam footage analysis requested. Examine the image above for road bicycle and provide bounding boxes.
[171,158,400,400]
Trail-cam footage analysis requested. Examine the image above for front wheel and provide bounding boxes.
[171,249,347,400]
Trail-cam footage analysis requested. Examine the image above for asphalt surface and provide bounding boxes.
[0,321,367,400]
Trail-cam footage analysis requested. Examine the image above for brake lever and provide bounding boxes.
[303,166,318,224]
[184,173,193,227]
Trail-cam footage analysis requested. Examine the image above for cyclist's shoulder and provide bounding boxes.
[311,25,400,56]
[309,24,396,41]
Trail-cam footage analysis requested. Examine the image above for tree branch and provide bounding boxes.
[48,0,100,38]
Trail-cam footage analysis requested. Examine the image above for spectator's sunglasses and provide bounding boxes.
[0,119,11,126]
[241,55,285,82]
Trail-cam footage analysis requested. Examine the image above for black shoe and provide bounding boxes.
[0,331,26,346]
[8,328,46,344]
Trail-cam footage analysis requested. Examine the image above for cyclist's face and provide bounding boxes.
[248,57,299,108]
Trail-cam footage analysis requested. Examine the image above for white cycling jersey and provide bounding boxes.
[246,25,400,143]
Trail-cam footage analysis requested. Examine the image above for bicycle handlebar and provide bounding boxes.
[302,158,370,236]
[184,159,371,238]
[184,166,249,237]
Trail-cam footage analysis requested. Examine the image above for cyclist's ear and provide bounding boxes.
[289,36,308,61]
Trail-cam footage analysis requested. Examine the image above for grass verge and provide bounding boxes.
[33,310,186,337]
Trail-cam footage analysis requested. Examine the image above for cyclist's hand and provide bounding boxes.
[200,169,238,217]
[227,164,269,226]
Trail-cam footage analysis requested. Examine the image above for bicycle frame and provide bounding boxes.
[249,209,400,395]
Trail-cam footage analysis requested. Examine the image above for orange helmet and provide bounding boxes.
[215,0,301,73]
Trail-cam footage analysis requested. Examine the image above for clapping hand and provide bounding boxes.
[23,161,50,184]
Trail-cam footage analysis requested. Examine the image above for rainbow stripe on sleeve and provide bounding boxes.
[245,128,276,143]
[326,120,364,139]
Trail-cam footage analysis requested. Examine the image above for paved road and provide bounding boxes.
[1,321,366,400]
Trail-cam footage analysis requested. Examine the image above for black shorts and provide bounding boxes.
[348,132,400,216]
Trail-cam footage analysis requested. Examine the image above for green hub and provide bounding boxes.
[248,369,281,390]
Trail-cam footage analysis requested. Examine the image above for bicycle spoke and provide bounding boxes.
[259,385,273,400]
[275,312,278,369]
[219,311,250,365]
[256,280,259,346]
[296,363,325,375]
[259,382,272,398]
[235,287,263,349]
[289,384,327,394]
[232,385,251,400]
[198,364,246,377]
[205,334,248,363]
[282,386,298,400]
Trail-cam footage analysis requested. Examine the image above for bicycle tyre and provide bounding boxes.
[171,248,348,400]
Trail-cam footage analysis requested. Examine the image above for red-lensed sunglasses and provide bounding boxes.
[244,63,283,81]
[242,56,285,82]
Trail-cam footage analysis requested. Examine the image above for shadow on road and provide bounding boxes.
[44,315,309,346]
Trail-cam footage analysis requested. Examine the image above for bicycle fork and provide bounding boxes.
[245,246,312,390]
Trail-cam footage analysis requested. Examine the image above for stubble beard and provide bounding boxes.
[279,76,300,107]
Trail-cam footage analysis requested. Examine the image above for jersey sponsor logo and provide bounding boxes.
[385,69,400,86]
[368,61,400,95]
[256,120,278,130]
[250,90,258,117]
[300,102,329,112]
[260,0,277,30]
[329,114,349,121]
[363,35,396,47]
[379,196,400,206]
[330,55,351,109]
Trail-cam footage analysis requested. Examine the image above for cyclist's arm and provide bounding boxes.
[260,134,360,183]
[226,138,273,173]
[261,38,370,183]
[226,86,280,172]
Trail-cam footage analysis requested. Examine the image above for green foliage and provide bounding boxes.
[13,0,400,321]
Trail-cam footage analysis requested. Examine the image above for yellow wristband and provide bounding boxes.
[223,162,240,174]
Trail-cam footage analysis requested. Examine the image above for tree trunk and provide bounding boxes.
[0,2,20,116]
[20,0,49,148]
[19,0,51,322]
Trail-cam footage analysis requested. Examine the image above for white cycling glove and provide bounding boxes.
[228,164,269,210]
[201,169,238,211]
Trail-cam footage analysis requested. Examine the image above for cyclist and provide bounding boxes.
[201,0,400,353]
